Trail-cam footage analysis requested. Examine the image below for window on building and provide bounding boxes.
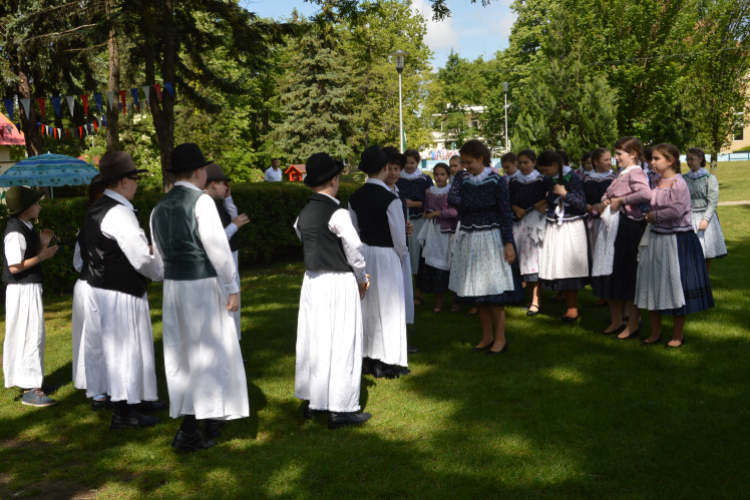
[736,127,745,141]
[735,111,745,140]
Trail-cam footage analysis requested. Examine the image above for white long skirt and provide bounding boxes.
[691,211,727,259]
[82,287,108,398]
[162,278,249,420]
[408,217,427,275]
[361,244,408,367]
[295,271,362,412]
[3,283,45,389]
[635,229,685,310]
[540,220,589,280]
[402,257,414,325]
[512,213,544,278]
[72,279,93,390]
[231,250,242,340]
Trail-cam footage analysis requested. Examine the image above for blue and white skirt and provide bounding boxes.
[691,210,728,260]
[449,228,523,305]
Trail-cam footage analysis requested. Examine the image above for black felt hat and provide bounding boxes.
[304,153,344,187]
[205,163,230,183]
[98,151,148,184]
[5,186,44,216]
[168,143,213,173]
[358,146,389,174]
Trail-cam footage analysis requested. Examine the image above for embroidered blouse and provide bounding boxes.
[542,172,587,222]
[684,171,719,221]
[601,167,652,221]
[650,175,692,234]
[583,172,615,215]
[509,176,547,222]
[424,188,458,233]
[396,173,434,219]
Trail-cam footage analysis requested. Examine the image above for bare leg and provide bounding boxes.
[606,299,624,333]
[668,315,686,346]
[476,305,494,348]
[645,311,662,343]
[434,293,443,312]
[706,259,711,274]
[489,306,507,351]
[529,282,540,309]
[563,290,578,319]
[618,300,641,339]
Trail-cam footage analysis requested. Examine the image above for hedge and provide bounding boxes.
[0,180,363,296]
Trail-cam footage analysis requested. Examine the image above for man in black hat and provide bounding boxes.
[151,143,248,452]
[82,151,167,429]
[348,146,410,379]
[204,163,249,341]
[293,152,372,429]
[3,186,59,407]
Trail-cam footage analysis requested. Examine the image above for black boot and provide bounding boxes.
[110,411,161,430]
[373,361,401,379]
[204,419,226,440]
[301,400,315,420]
[132,400,168,413]
[362,357,374,376]
[328,411,372,430]
[172,430,216,451]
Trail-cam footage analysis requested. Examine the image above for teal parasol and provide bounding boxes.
[0,152,99,188]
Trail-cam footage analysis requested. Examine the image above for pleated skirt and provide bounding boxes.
[691,211,728,259]
[591,214,647,300]
[3,283,45,389]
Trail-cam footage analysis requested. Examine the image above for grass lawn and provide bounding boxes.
[711,160,750,202]
[1,200,749,499]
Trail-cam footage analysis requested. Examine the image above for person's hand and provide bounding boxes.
[698,219,708,231]
[593,203,605,214]
[586,204,593,214]
[358,276,370,300]
[39,229,53,248]
[646,211,656,224]
[609,197,622,211]
[233,214,250,229]
[39,245,58,261]
[512,206,526,219]
[225,183,232,198]
[406,199,416,208]
[149,245,153,255]
[504,242,516,265]
[552,184,567,197]
[427,210,441,219]
[421,211,427,219]
[227,293,240,312]
[534,199,547,213]
[602,198,612,207]
[405,221,414,237]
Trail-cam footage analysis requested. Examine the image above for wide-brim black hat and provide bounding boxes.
[5,186,44,215]
[98,151,148,184]
[168,143,213,173]
[205,163,230,183]
[358,146,389,174]
[304,153,344,187]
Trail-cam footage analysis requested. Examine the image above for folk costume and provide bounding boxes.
[591,166,652,300]
[684,168,727,260]
[583,171,616,260]
[396,166,433,275]
[151,143,248,451]
[82,152,165,428]
[448,168,523,306]
[635,175,714,315]
[294,153,372,429]
[2,186,56,407]
[509,170,547,283]
[349,146,409,378]
[416,185,458,293]
[206,163,243,340]
[539,167,590,291]
[390,182,415,326]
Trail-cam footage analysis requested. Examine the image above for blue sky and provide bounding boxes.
[241,0,517,69]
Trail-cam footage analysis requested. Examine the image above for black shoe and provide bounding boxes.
[132,400,168,413]
[362,357,374,376]
[486,341,508,356]
[172,430,216,451]
[204,419,226,440]
[110,411,161,430]
[91,396,113,411]
[301,400,315,420]
[471,342,493,352]
[616,328,641,340]
[328,412,372,430]
[373,361,402,379]
[526,305,540,317]
[643,334,662,345]
[399,367,412,377]
[603,324,627,335]
[407,346,421,354]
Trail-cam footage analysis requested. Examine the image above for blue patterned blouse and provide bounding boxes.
[509,177,548,222]
[448,169,515,245]
[543,172,587,222]
[396,174,434,219]
[583,174,615,206]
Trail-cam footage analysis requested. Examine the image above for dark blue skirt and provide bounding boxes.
[591,214,647,300]
[659,231,715,316]
[416,255,451,293]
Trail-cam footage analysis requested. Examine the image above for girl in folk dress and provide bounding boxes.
[448,140,523,355]
[416,163,459,313]
[575,151,594,179]
[591,137,652,339]
[636,144,714,347]
[449,154,463,183]
[584,148,616,307]
[500,152,519,184]
[509,149,547,317]
[537,151,590,322]
[684,147,727,273]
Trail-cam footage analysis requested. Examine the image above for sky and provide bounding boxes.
[241,0,517,69]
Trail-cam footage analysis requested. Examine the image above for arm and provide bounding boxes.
[73,241,83,273]
[293,217,302,242]
[562,175,587,212]
[195,194,239,295]
[102,206,163,282]
[329,210,367,284]
[704,175,719,221]
[621,170,652,206]
[440,205,458,220]
[5,232,56,274]
[386,198,408,260]
[653,189,687,224]
[149,211,165,275]
[495,177,516,247]
[348,207,360,234]
[223,196,240,239]
[447,171,464,209]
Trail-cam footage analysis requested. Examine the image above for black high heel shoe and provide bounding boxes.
[486,342,508,356]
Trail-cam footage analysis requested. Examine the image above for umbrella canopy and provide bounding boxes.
[0,152,99,187]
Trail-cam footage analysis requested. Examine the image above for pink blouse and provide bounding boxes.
[601,167,652,220]
[424,189,458,233]
[651,175,692,234]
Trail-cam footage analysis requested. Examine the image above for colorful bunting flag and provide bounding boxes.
[52,97,62,117]
[164,82,175,98]
[3,99,14,121]
[66,95,76,117]
[36,98,46,120]
[154,84,162,101]
[142,86,151,104]
[20,98,31,118]
[94,93,103,112]
[80,95,89,115]
[119,90,127,115]
[15,122,21,132]
[130,88,140,112]
[107,91,116,110]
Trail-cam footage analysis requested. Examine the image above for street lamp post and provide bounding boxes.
[389,50,410,153]
[503,82,509,152]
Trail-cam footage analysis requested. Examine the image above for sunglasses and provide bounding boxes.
[126,175,142,183]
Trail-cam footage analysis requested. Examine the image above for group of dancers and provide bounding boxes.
[2,136,727,438]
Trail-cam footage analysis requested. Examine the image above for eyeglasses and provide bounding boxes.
[126,176,141,183]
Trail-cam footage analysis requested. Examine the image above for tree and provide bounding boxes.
[681,0,750,171]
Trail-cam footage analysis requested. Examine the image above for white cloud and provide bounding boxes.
[412,0,460,51]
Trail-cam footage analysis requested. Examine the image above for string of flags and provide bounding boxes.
[1,83,175,142]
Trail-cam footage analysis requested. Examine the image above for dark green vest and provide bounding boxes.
[152,186,218,281]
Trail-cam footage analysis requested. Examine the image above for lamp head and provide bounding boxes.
[503,82,509,93]
[388,49,410,74]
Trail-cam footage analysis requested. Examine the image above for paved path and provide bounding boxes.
[718,200,750,206]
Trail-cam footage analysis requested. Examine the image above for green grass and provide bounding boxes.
[713,160,750,202]
[1,211,750,499]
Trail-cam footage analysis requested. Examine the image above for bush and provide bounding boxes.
[1,180,363,295]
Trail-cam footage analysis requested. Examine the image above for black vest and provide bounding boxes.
[215,200,239,252]
[84,195,149,297]
[76,229,93,282]
[348,183,398,248]
[297,194,353,274]
[2,217,43,284]
[151,186,218,281]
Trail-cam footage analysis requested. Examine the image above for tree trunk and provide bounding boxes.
[710,151,718,174]
[106,0,120,152]
[16,68,42,157]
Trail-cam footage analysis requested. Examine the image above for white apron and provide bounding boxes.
[3,283,45,389]
[591,207,620,277]
[72,279,93,390]
[231,250,241,340]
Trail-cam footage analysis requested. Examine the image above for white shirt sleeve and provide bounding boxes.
[225,223,238,240]
[195,193,240,295]
[101,205,163,282]
[293,217,302,241]
[387,199,408,261]
[73,241,83,273]
[329,209,367,284]
[223,196,239,239]
[4,232,27,267]
[348,207,360,234]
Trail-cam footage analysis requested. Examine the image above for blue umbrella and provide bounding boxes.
[0,152,99,189]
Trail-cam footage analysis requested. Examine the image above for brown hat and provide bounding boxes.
[5,186,43,215]
[205,163,229,183]
[98,151,147,183]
